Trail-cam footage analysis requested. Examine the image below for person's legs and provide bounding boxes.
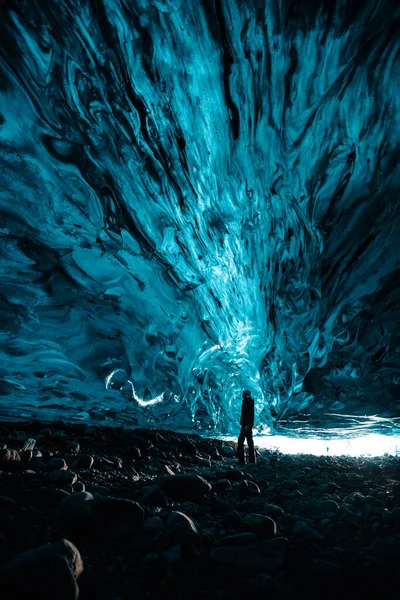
[237,427,246,464]
[246,428,256,463]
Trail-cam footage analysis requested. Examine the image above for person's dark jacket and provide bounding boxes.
[240,397,254,427]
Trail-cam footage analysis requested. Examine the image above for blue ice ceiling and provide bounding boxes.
[0,0,399,434]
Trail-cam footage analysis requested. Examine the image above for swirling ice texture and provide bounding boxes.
[0,0,399,434]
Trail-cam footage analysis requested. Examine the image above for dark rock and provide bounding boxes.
[53,491,95,534]
[179,439,197,455]
[0,538,83,600]
[159,474,211,503]
[209,497,229,513]
[238,480,261,498]
[77,454,94,469]
[293,521,323,541]
[210,545,265,571]
[73,481,85,493]
[220,446,236,458]
[210,536,288,573]
[20,450,32,463]
[162,544,181,566]
[0,496,16,508]
[243,513,276,539]
[252,537,289,572]
[166,511,199,544]
[127,446,141,460]
[221,510,242,528]
[142,485,168,506]
[313,559,342,578]
[369,536,399,559]
[49,470,77,487]
[66,442,81,455]
[132,534,154,551]
[89,485,110,497]
[341,511,362,526]
[0,449,21,470]
[143,516,165,535]
[216,469,245,482]
[48,458,68,471]
[319,499,341,513]
[21,438,36,452]
[93,496,144,538]
[264,503,284,518]
[213,478,232,492]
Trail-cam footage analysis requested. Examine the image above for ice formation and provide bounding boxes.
[0,0,399,435]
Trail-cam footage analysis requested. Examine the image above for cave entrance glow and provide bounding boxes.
[220,433,400,457]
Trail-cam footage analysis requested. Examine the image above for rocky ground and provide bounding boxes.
[1,421,400,599]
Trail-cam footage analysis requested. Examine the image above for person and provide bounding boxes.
[237,389,255,464]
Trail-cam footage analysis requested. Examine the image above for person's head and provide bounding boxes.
[243,389,252,401]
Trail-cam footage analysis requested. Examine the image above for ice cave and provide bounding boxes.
[0,0,399,448]
[1,2,400,599]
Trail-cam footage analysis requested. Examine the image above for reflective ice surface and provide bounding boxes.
[0,0,399,434]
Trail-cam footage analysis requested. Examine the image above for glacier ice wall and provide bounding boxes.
[0,0,399,434]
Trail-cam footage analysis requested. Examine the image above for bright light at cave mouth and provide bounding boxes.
[221,433,400,457]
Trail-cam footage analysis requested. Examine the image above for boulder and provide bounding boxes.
[0,539,83,600]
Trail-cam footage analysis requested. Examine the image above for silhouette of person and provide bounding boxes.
[237,390,255,464]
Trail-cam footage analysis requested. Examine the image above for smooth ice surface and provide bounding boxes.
[0,0,399,435]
